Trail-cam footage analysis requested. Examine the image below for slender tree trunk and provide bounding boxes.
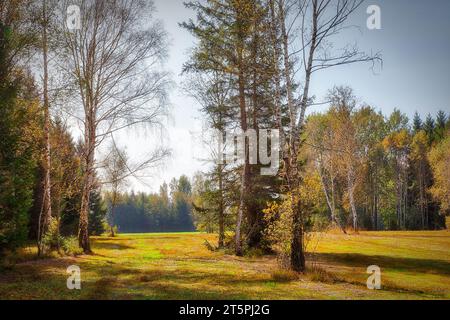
[38,0,52,256]
[420,174,424,229]
[78,118,95,253]
[235,45,248,256]
[269,0,283,136]
[246,30,261,249]
[54,199,62,253]
[347,164,358,232]
[395,161,401,229]
[403,174,408,229]
[216,108,225,248]
[297,0,318,129]
[218,164,225,248]
[110,207,115,237]
[278,0,295,134]
[110,191,118,237]
[374,162,378,230]
[235,165,246,256]
[318,159,346,233]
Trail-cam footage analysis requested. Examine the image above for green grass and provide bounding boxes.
[0,230,449,300]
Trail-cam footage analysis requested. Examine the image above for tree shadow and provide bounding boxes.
[92,241,135,251]
[119,268,261,299]
[311,252,450,275]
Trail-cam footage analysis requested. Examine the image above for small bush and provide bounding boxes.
[42,219,82,256]
[61,236,83,256]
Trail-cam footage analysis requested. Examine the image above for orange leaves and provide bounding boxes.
[382,129,410,152]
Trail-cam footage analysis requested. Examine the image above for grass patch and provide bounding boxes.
[141,250,163,261]
[1,230,449,300]
[271,269,299,282]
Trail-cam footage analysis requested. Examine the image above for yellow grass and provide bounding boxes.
[0,230,449,300]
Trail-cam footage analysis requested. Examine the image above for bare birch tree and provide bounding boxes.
[59,0,170,252]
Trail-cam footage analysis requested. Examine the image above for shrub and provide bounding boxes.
[41,218,82,255]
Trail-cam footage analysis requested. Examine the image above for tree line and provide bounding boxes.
[305,91,448,232]
[108,176,196,233]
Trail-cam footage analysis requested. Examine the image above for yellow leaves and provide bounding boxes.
[262,201,280,218]
[382,129,410,152]
[381,134,393,150]
[428,131,450,211]
[299,171,322,205]
[382,129,411,156]
[262,170,325,255]
[393,129,410,148]
[411,130,429,161]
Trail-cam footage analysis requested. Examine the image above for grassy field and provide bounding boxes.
[0,229,449,300]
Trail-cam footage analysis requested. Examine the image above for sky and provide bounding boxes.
[116,0,450,193]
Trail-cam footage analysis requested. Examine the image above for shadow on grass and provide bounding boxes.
[366,233,450,239]
[312,252,450,275]
[122,269,258,299]
[3,253,447,300]
[92,241,135,251]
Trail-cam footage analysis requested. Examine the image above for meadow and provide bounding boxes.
[1,227,449,300]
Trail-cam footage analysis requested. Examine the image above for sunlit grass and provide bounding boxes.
[0,230,449,300]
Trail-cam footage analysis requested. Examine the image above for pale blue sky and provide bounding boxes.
[121,0,450,192]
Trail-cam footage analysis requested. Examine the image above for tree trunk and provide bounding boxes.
[318,160,346,233]
[235,26,248,256]
[290,196,305,272]
[38,0,52,256]
[245,33,262,249]
[110,206,115,237]
[54,199,62,253]
[235,165,247,256]
[374,162,378,230]
[218,164,225,248]
[269,0,283,136]
[347,165,358,232]
[78,119,95,253]
[278,0,296,133]
[297,0,318,129]
[79,177,91,253]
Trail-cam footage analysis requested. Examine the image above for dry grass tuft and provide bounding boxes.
[306,265,340,283]
[271,269,299,282]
